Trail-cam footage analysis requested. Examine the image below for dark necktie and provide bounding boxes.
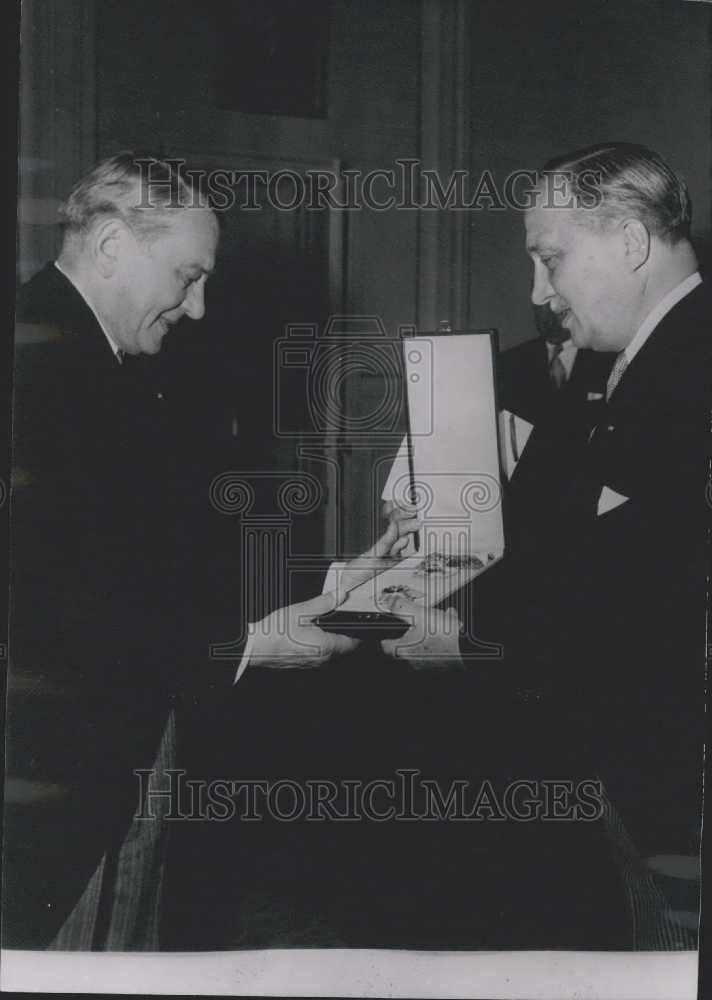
[548,342,566,389]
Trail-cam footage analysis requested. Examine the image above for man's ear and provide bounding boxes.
[621,218,651,271]
[90,218,130,278]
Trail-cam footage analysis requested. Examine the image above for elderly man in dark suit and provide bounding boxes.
[384,143,708,948]
[4,153,409,950]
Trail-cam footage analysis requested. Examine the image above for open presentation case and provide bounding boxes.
[317,329,505,638]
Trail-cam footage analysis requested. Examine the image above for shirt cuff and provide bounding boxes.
[233,628,256,684]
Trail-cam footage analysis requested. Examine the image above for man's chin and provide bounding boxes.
[137,326,169,355]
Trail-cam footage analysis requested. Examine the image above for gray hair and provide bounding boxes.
[542,142,692,243]
[59,151,211,245]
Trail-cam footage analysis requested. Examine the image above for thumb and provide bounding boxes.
[295,588,345,620]
[390,534,411,556]
[372,521,397,557]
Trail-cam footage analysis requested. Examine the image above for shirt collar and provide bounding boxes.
[622,271,702,367]
[53,260,122,361]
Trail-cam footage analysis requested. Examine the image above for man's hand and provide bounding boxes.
[335,508,421,598]
[380,596,464,670]
[381,500,420,557]
[382,503,420,558]
[248,590,358,669]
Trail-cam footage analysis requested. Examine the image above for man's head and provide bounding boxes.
[58,153,219,355]
[525,143,697,351]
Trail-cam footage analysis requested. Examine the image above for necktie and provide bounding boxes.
[605,352,628,401]
[548,342,566,389]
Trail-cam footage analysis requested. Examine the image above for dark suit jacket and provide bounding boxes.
[497,335,610,425]
[496,337,613,551]
[3,264,240,948]
[478,284,709,858]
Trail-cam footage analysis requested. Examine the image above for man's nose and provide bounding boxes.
[183,279,206,320]
[531,261,554,306]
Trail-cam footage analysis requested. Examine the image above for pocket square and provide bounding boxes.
[587,391,604,401]
[597,485,629,516]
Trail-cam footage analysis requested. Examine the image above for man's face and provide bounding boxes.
[525,202,636,351]
[111,208,219,355]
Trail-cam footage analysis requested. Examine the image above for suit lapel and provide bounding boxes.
[17,263,123,374]
[605,281,708,415]
[579,281,710,513]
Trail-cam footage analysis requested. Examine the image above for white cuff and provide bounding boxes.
[233,628,256,684]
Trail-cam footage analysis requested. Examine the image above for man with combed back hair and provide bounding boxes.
[384,143,708,948]
[522,143,707,948]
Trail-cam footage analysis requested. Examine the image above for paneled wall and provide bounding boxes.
[17,0,95,280]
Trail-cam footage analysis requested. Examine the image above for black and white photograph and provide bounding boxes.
[2,1,710,996]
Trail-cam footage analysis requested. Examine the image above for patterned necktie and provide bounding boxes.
[548,341,566,389]
[605,352,628,401]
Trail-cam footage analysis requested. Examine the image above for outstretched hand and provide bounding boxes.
[335,505,421,599]
[247,590,358,669]
[381,503,421,558]
[381,595,464,670]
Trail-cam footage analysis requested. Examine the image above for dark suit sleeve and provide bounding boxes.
[4,317,243,947]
